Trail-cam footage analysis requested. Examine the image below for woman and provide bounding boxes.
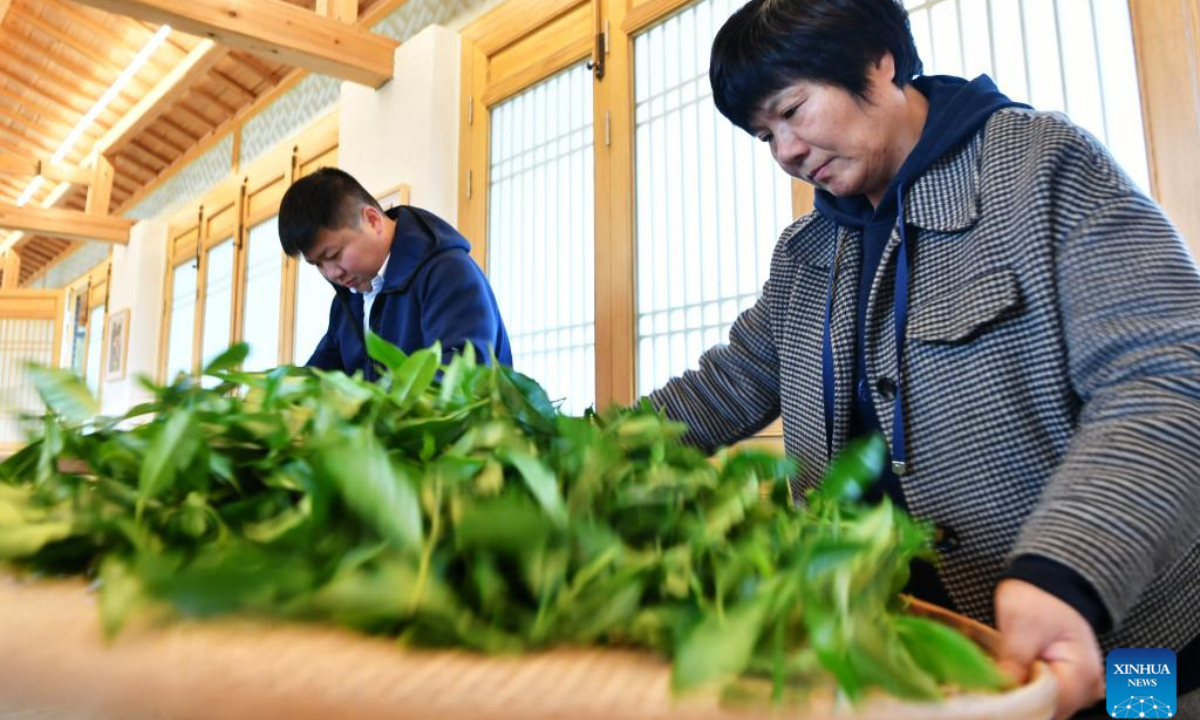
[647,1,1200,717]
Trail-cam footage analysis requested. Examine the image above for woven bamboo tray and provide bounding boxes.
[0,573,1055,720]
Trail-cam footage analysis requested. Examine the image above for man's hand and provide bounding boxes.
[995,579,1105,720]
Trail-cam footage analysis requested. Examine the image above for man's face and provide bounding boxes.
[747,53,908,205]
[303,205,389,293]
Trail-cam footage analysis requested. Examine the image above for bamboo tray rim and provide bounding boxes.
[0,573,1056,720]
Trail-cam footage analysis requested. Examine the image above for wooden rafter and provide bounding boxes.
[0,202,130,244]
[5,18,148,105]
[50,1,176,77]
[157,116,202,145]
[142,125,186,154]
[86,41,226,160]
[0,64,85,127]
[229,52,276,85]
[127,138,171,167]
[173,100,218,130]
[191,85,239,116]
[209,68,256,104]
[67,0,397,87]
[0,108,62,155]
[113,152,157,180]
[10,4,139,85]
[0,46,125,129]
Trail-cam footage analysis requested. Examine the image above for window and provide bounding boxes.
[904,0,1150,191]
[632,0,794,395]
[165,261,197,382]
[85,303,106,398]
[200,239,236,377]
[242,217,284,372]
[462,0,1170,416]
[487,64,596,413]
[293,261,335,366]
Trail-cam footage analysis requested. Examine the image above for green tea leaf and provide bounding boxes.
[895,614,1008,691]
[28,366,98,423]
[674,594,770,691]
[366,331,408,374]
[136,410,197,520]
[500,447,566,527]
[318,430,422,549]
[203,343,250,375]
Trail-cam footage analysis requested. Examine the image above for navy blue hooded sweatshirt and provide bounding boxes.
[306,205,512,377]
[812,75,1112,635]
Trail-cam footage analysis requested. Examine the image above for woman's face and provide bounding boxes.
[747,53,916,205]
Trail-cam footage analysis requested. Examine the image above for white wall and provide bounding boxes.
[100,219,167,416]
[339,24,461,221]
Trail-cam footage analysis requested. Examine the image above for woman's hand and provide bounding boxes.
[994,579,1105,719]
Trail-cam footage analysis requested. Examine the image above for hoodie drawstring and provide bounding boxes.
[821,183,912,475]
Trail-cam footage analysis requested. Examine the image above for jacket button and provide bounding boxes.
[934,525,960,552]
[876,377,896,401]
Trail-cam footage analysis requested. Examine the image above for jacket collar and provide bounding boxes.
[901,122,987,233]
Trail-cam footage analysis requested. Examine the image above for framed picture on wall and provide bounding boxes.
[375,183,411,211]
[105,309,130,381]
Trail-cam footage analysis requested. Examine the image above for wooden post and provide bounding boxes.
[2,250,21,289]
[86,155,114,216]
[316,0,357,23]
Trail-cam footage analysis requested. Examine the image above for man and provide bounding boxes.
[278,167,512,376]
[646,1,1200,718]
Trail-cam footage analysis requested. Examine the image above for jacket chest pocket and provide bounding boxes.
[908,268,1023,344]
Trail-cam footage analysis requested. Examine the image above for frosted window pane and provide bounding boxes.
[906,0,1149,191]
[0,318,56,443]
[85,304,105,398]
[633,0,794,396]
[200,239,236,384]
[487,63,595,414]
[242,217,284,372]
[294,258,337,365]
[166,262,197,381]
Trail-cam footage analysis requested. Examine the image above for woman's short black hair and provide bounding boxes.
[710,0,923,133]
[278,167,383,257]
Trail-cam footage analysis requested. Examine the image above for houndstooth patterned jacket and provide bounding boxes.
[648,108,1200,652]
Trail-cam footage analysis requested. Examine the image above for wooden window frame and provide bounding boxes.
[159,111,339,381]
[461,0,1196,428]
[459,0,809,422]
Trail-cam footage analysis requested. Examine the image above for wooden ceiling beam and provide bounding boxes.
[0,202,131,244]
[0,155,92,185]
[67,0,398,87]
[85,40,226,161]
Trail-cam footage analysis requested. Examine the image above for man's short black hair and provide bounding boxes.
[710,0,923,133]
[278,167,384,257]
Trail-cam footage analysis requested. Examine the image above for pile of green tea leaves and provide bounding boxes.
[0,335,1006,706]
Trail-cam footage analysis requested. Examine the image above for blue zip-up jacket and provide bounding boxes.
[306,205,512,376]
